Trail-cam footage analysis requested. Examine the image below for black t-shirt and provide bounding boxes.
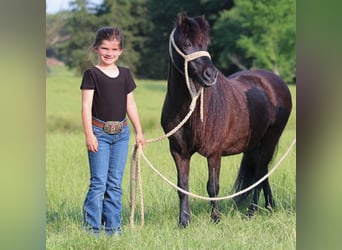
[80,66,136,121]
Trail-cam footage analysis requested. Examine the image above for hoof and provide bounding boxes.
[266,200,275,210]
[178,211,191,228]
[211,214,221,224]
[178,220,190,228]
[265,204,274,214]
[246,204,258,218]
[211,208,221,224]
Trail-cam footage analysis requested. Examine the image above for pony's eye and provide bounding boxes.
[183,41,192,48]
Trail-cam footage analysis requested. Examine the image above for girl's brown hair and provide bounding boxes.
[92,26,124,49]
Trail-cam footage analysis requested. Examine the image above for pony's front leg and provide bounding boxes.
[172,151,191,228]
[207,155,221,223]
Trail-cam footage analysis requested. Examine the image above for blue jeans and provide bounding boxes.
[83,120,130,236]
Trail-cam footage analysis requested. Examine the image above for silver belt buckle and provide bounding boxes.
[103,121,122,134]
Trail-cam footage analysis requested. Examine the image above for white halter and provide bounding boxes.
[169,28,211,121]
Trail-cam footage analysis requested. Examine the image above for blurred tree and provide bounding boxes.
[213,0,296,82]
[46,12,71,59]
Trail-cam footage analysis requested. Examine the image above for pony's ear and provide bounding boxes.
[177,13,187,27]
[176,14,193,34]
[195,15,209,31]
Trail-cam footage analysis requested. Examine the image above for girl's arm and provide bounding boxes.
[82,89,98,152]
[126,92,145,148]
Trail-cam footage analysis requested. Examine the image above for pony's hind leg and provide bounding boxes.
[247,172,273,217]
[234,147,275,217]
[247,170,275,217]
[207,155,222,223]
[247,126,283,216]
[263,178,275,211]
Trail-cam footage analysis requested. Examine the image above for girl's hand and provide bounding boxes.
[86,133,98,152]
[135,132,146,150]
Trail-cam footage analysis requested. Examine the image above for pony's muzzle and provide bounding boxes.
[202,67,218,86]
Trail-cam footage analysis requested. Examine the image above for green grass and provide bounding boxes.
[46,65,296,249]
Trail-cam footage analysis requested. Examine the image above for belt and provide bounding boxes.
[92,118,128,134]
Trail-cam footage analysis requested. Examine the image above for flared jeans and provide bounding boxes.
[83,122,130,236]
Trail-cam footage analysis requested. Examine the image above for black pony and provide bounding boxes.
[161,15,292,227]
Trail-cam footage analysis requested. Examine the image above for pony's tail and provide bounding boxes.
[233,143,279,207]
[233,156,254,207]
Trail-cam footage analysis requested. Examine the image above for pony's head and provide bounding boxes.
[170,14,218,87]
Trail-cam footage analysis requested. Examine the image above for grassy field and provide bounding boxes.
[46,65,296,249]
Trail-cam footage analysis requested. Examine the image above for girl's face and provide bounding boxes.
[95,39,123,67]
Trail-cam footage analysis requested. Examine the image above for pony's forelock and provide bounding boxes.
[175,15,210,46]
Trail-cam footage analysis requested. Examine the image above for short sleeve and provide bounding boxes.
[125,68,136,94]
[80,69,96,90]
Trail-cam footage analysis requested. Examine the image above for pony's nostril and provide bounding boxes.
[204,68,217,82]
[204,68,213,79]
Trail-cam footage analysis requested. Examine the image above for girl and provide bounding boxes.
[80,27,145,236]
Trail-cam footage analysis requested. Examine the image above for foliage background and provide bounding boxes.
[46,0,296,82]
